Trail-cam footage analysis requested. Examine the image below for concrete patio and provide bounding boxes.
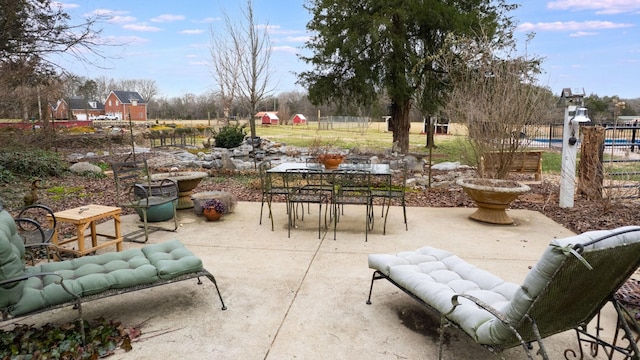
[4,202,629,359]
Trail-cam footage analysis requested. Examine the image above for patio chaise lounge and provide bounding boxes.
[366,226,640,359]
[0,209,226,341]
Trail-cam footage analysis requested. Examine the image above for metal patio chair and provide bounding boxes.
[284,168,330,239]
[332,169,374,241]
[258,160,289,230]
[370,160,408,234]
[111,159,179,243]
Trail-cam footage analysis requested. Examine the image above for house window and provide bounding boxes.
[109,100,112,106]
[116,100,119,106]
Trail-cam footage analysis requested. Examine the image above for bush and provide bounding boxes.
[0,148,69,182]
[213,124,247,149]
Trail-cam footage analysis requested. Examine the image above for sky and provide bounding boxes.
[59,0,640,100]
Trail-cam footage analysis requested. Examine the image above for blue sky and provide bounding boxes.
[60,1,640,99]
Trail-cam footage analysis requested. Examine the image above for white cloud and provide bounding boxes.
[547,0,640,14]
[123,24,161,32]
[272,46,298,54]
[189,61,209,66]
[151,14,185,23]
[103,35,149,45]
[55,2,79,10]
[180,29,204,35]
[89,9,126,16]
[194,17,221,23]
[570,31,598,37]
[109,15,136,24]
[517,20,634,32]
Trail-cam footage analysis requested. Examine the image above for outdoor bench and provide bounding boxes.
[0,209,226,338]
[480,150,543,181]
[366,226,640,359]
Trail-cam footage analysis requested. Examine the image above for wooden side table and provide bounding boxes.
[49,204,123,257]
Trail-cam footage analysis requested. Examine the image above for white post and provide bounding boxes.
[559,105,579,208]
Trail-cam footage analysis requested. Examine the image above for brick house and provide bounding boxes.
[103,91,147,121]
[50,97,104,120]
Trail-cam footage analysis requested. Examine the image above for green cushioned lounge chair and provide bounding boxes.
[0,210,226,343]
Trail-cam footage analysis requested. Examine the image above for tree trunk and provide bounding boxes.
[391,98,411,153]
[578,126,605,199]
[425,116,436,149]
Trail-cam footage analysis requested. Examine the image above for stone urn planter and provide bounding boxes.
[456,178,530,225]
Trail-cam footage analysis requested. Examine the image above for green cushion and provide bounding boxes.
[142,240,203,280]
[11,249,158,316]
[0,211,26,308]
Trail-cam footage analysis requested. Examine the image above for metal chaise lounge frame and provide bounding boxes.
[366,226,640,359]
[0,209,226,343]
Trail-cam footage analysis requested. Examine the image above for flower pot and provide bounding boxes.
[203,207,222,221]
[318,154,345,170]
[456,178,530,225]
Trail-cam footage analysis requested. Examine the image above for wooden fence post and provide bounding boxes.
[578,126,605,199]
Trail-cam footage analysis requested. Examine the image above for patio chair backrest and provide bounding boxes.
[480,226,640,347]
[0,210,27,308]
[111,160,151,205]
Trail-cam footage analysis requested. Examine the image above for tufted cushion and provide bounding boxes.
[141,240,203,280]
[370,247,519,343]
[10,248,158,316]
[369,226,640,346]
[0,210,27,308]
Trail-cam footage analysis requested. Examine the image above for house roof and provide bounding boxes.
[261,112,279,120]
[64,97,104,111]
[293,114,307,119]
[255,111,278,118]
[110,91,147,104]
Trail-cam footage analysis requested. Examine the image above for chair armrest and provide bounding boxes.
[450,294,510,324]
[158,178,179,200]
[24,242,64,262]
[0,272,79,301]
[18,204,56,229]
[14,217,46,243]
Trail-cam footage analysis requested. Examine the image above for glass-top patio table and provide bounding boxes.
[267,162,391,176]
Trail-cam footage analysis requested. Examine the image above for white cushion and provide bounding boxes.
[368,226,640,345]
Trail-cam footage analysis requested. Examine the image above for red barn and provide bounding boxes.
[261,112,279,125]
[292,114,307,125]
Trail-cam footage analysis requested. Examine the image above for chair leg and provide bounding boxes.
[259,194,266,225]
[402,198,408,231]
[383,200,391,235]
[333,202,338,240]
[287,201,292,238]
[317,202,322,239]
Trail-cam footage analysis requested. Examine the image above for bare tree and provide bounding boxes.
[209,0,273,138]
[439,31,556,179]
[210,20,241,123]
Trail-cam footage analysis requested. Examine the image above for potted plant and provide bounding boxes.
[202,198,226,221]
[439,30,555,224]
[309,137,345,169]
